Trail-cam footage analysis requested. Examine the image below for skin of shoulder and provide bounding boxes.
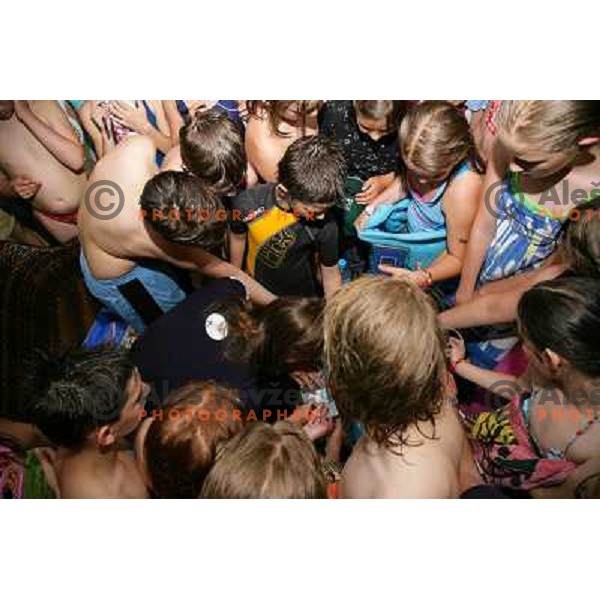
[340,436,459,499]
[81,135,156,239]
[57,450,148,499]
[245,116,291,183]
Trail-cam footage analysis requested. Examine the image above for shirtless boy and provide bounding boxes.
[0,100,87,243]
[32,347,149,499]
[79,131,275,333]
[323,276,480,498]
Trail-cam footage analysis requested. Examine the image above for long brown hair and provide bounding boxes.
[399,100,482,187]
[223,296,325,379]
[246,101,323,137]
[353,100,406,131]
[560,197,600,276]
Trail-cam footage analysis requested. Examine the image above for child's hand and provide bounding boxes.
[11,175,41,199]
[291,370,324,390]
[303,404,335,441]
[109,101,152,135]
[378,265,430,288]
[355,174,394,205]
[446,337,466,364]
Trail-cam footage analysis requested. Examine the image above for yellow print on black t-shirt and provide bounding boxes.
[259,228,298,269]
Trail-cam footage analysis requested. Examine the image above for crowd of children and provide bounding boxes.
[1,99,599,499]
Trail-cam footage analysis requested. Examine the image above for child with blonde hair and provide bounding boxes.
[373,101,483,289]
[200,421,327,499]
[323,276,479,498]
[455,100,600,367]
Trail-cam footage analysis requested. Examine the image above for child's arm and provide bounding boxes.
[78,101,106,159]
[14,101,85,173]
[162,100,185,146]
[321,263,342,298]
[454,145,507,304]
[477,257,565,296]
[229,231,247,270]
[108,101,173,155]
[447,337,527,398]
[147,235,276,306]
[318,218,342,298]
[424,171,482,283]
[439,260,565,330]
[439,289,522,329]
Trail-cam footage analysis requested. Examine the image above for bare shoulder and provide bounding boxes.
[446,169,483,202]
[58,452,148,499]
[89,136,156,197]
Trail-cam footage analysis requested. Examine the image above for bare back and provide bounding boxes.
[78,136,161,279]
[54,447,148,499]
[340,400,479,499]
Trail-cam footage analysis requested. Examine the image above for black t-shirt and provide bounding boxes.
[229,183,339,297]
[319,100,400,181]
[131,277,302,416]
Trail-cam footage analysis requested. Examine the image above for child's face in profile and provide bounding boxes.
[292,200,327,221]
[356,114,394,141]
[115,368,151,439]
[500,135,575,180]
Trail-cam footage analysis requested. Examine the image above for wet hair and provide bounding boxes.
[30,347,136,448]
[246,101,323,137]
[399,100,481,184]
[353,100,406,131]
[139,170,226,249]
[200,421,326,499]
[517,276,600,379]
[499,100,600,157]
[560,197,600,276]
[179,108,246,194]
[277,135,346,208]
[224,296,325,380]
[144,381,244,499]
[323,276,447,450]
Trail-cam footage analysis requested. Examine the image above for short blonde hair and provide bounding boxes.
[200,421,326,499]
[499,100,600,157]
[324,276,447,449]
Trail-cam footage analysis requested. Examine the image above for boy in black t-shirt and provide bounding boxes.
[229,135,346,297]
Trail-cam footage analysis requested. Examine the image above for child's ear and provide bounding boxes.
[96,425,116,451]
